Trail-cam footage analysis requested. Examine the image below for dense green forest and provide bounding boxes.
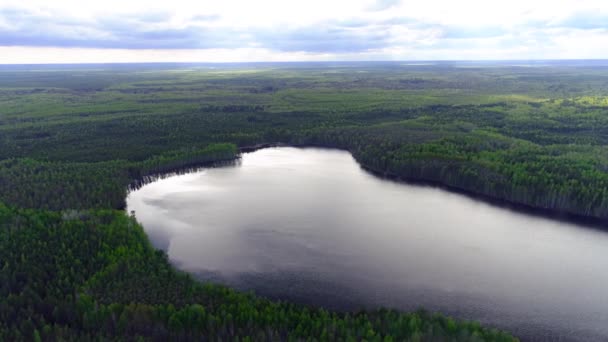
[2,63,608,219]
[5,60,608,340]
[0,203,515,340]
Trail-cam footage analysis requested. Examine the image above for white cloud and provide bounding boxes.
[0,0,607,62]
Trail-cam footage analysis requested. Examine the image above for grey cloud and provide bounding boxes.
[0,7,401,52]
[254,23,393,53]
[253,16,445,53]
[429,29,558,52]
[0,8,238,49]
[2,5,603,55]
[0,27,243,49]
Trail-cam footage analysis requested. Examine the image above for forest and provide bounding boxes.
[0,204,515,341]
[3,60,608,340]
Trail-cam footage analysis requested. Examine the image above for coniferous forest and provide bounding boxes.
[4,61,608,340]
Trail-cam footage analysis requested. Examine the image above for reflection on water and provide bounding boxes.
[127,147,608,341]
[128,159,241,192]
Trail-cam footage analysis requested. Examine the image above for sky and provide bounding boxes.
[0,0,607,63]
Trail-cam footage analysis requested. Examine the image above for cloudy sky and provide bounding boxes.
[0,0,607,63]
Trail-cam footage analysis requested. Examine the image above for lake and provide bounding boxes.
[127,147,608,341]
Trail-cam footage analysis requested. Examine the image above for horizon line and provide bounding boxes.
[1,58,608,66]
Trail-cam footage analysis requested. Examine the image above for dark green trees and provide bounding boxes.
[0,204,517,341]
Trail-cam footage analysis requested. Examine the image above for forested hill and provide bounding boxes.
[4,61,608,340]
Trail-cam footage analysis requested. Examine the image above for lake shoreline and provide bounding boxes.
[238,143,607,229]
[129,147,608,342]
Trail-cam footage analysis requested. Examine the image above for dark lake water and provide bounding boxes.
[126,147,608,341]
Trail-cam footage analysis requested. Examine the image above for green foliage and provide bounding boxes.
[1,64,607,217]
[0,143,238,210]
[4,62,608,340]
[0,203,517,341]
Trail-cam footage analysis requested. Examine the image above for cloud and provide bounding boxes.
[0,0,607,61]
[368,0,401,11]
[550,12,608,30]
[0,8,239,49]
[442,27,507,39]
[254,22,395,53]
[191,14,221,22]
[0,7,430,53]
